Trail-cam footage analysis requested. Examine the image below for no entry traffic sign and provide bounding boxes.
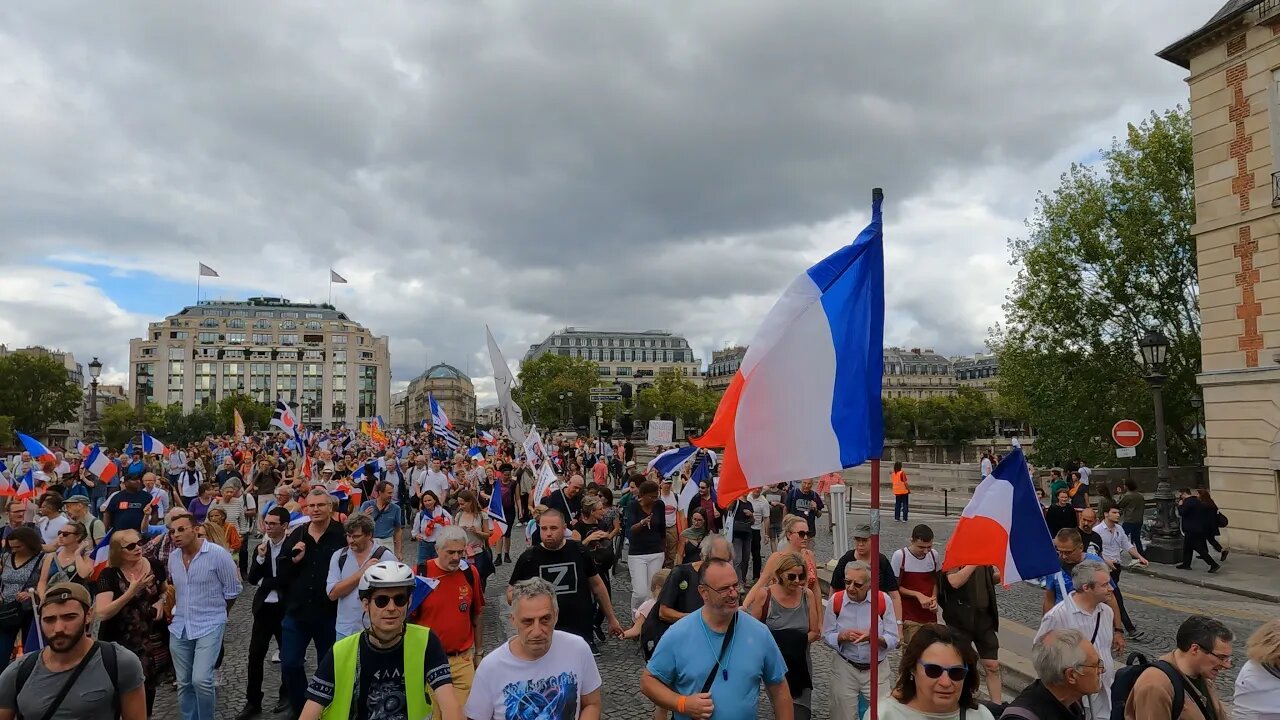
[1112,419,1144,448]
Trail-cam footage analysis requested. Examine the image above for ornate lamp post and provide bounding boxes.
[1138,331,1181,564]
[85,357,103,443]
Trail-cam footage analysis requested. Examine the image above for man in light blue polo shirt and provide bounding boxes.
[641,558,793,720]
[358,480,403,557]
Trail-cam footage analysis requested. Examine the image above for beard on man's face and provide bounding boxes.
[46,620,87,652]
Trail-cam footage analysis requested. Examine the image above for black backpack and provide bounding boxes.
[15,641,121,720]
[1110,652,1198,720]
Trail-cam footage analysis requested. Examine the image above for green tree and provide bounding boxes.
[993,108,1198,467]
[882,397,920,445]
[100,402,165,449]
[0,354,83,437]
[634,374,721,428]
[217,393,273,434]
[512,354,599,428]
[916,388,995,446]
[0,416,13,447]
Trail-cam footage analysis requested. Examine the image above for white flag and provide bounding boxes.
[198,262,220,277]
[330,269,348,284]
[486,326,527,446]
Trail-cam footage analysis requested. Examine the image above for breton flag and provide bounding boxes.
[647,445,698,478]
[942,446,1059,584]
[692,192,886,508]
[91,529,116,580]
[199,262,220,277]
[141,433,169,456]
[485,326,528,447]
[16,433,56,464]
[271,401,299,433]
[429,393,461,451]
[84,446,118,483]
[330,269,348,284]
[485,487,508,547]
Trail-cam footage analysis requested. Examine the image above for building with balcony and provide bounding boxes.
[404,363,477,433]
[705,346,747,392]
[127,297,390,428]
[1159,0,1280,556]
[882,347,956,400]
[476,404,502,428]
[951,352,999,401]
[0,344,84,442]
[524,328,703,400]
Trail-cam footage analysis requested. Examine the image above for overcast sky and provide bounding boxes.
[0,1,1211,404]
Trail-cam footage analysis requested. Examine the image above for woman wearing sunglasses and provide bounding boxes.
[94,528,171,716]
[299,560,462,720]
[747,552,821,720]
[745,514,820,610]
[876,623,994,720]
[35,521,93,600]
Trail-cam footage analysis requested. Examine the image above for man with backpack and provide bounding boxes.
[326,514,397,641]
[1116,615,1231,720]
[890,524,940,646]
[822,559,899,720]
[1034,561,1117,720]
[0,582,147,719]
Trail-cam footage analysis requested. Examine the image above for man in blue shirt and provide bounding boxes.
[641,558,793,720]
[1042,529,1127,656]
[358,480,403,557]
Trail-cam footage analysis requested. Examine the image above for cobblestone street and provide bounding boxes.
[152,501,1276,718]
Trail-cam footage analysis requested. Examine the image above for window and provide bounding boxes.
[198,332,216,344]
[140,347,155,357]
[227,333,246,345]
[200,319,218,328]
[167,389,183,406]
[303,334,323,344]
[170,331,188,340]
[303,363,323,390]
[332,350,346,362]
[228,318,245,329]
[357,336,366,346]
[280,334,298,346]
[305,321,322,330]
[196,347,218,359]
[168,347,186,360]
[168,361,184,378]
[276,363,298,400]
[358,366,378,418]
[223,363,245,392]
[253,319,271,329]
[229,309,248,317]
[332,335,347,345]
[203,309,224,316]
[252,333,272,345]
[359,351,373,360]
[280,312,299,319]
[305,312,323,319]
[255,311,273,318]
[597,367,611,376]
[280,320,297,330]
[616,367,632,376]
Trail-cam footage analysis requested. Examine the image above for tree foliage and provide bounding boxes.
[100,402,166,449]
[993,108,1199,467]
[0,354,83,439]
[634,374,722,429]
[882,387,995,446]
[97,395,274,449]
[512,354,601,429]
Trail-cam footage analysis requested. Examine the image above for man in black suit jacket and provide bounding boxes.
[239,506,291,720]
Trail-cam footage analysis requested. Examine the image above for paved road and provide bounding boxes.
[152,502,1273,718]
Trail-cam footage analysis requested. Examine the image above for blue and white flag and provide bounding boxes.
[429,393,461,451]
[409,574,440,614]
[647,445,698,478]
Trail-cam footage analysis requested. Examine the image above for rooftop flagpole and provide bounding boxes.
[869,187,885,720]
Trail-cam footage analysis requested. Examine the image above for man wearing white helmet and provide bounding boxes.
[301,560,462,720]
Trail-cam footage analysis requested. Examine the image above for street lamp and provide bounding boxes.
[85,357,103,443]
[1138,330,1181,564]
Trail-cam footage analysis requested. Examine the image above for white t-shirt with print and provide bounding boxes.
[464,630,602,720]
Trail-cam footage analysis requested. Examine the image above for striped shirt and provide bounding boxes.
[213,497,253,535]
[168,539,242,640]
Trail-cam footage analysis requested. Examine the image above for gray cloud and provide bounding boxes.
[0,1,1210,401]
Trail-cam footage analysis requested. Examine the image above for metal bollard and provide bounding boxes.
[943,488,949,517]
[830,483,849,561]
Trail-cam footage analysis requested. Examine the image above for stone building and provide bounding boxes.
[951,352,999,401]
[882,347,956,400]
[524,328,703,398]
[705,345,747,392]
[405,363,476,433]
[1160,0,1280,555]
[128,297,390,429]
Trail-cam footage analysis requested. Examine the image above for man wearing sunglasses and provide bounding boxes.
[1034,560,1117,720]
[823,560,898,720]
[830,523,903,622]
[301,561,462,720]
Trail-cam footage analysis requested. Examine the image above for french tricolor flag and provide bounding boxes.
[91,529,116,580]
[692,192,886,507]
[17,433,56,464]
[84,446,118,483]
[941,446,1059,584]
[142,433,169,456]
[485,486,507,546]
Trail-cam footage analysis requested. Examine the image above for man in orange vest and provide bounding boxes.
[891,461,910,522]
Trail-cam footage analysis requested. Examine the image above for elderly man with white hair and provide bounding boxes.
[822,559,899,720]
[1034,560,1116,720]
[1006,628,1102,720]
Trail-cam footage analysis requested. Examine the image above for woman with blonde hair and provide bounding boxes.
[1234,619,1280,720]
[745,514,820,608]
[94,528,170,715]
[36,520,93,598]
[201,508,235,552]
[746,551,820,720]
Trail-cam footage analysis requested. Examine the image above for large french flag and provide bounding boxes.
[141,433,168,456]
[692,192,886,507]
[84,446,118,483]
[941,446,1059,584]
[17,433,56,464]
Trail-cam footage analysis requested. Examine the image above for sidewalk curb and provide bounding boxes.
[1129,565,1280,604]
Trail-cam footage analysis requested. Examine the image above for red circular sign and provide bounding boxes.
[1112,420,1144,448]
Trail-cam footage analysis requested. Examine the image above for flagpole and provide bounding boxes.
[196,265,201,305]
[869,187,885,720]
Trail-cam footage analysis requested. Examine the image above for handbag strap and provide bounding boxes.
[31,642,102,720]
[699,612,738,694]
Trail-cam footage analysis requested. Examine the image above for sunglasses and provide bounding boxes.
[56,530,78,538]
[919,662,968,682]
[783,572,805,583]
[371,593,410,609]
[849,581,868,590]
[791,530,811,538]
[121,541,140,552]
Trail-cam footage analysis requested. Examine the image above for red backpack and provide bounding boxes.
[831,589,889,617]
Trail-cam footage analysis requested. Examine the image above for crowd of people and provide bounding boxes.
[0,429,1275,720]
